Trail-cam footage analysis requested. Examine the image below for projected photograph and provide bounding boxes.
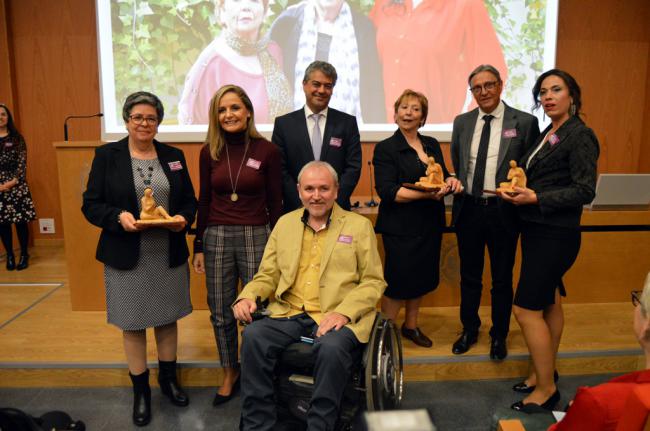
[97,0,557,141]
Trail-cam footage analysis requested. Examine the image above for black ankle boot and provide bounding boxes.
[158,359,189,407]
[6,253,15,270]
[129,369,151,427]
[16,254,29,271]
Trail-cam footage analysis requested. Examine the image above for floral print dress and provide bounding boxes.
[0,134,36,224]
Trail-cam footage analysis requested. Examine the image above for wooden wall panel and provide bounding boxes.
[0,0,14,108]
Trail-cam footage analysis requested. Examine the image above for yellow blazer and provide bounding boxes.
[236,204,386,343]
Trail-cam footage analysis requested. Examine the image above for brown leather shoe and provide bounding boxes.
[401,325,433,348]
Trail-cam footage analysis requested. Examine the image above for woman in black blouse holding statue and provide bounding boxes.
[373,89,462,348]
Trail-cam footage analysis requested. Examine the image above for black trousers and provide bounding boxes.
[240,313,361,431]
[455,199,518,339]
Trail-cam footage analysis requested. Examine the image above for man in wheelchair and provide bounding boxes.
[233,161,387,431]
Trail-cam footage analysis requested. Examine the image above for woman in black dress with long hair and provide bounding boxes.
[499,69,599,411]
[0,104,36,271]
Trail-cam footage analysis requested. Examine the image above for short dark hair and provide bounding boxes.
[467,64,502,86]
[0,103,20,138]
[302,61,338,86]
[122,91,164,124]
[532,69,582,116]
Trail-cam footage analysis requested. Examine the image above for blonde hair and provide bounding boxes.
[205,85,263,161]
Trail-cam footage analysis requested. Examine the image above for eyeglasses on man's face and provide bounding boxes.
[470,81,499,95]
[632,290,642,307]
[129,115,158,126]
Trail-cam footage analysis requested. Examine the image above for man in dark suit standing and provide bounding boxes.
[272,61,362,212]
[450,64,540,359]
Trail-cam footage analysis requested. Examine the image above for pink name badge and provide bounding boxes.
[329,137,342,148]
[168,161,183,171]
[337,234,353,244]
[503,129,517,138]
[246,158,261,170]
[549,134,560,146]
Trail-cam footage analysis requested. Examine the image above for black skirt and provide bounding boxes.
[382,231,442,300]
[514,221,581,310]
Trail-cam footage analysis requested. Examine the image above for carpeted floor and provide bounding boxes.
[0,373,615,430]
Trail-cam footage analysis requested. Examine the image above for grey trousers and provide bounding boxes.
[240,314,361,431]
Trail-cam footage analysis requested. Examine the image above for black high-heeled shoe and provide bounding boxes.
[16,254,29,271]
[213,375,240,406]
[512,370,559,393]
[6,254,15,271]
[511,389,561,412]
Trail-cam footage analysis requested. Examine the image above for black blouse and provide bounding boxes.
[373,129,450,236]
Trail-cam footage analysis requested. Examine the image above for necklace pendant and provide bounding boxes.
[231,192,239,202]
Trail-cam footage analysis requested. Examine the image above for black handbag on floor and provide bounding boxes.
[0,408,85,431]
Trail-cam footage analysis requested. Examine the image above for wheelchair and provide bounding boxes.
[273,313,404,430]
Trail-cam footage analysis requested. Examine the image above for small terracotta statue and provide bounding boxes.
[416,156,446,188]
[498,160,527,193]
[139,187,173,221]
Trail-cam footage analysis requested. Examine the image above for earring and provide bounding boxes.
[570,103,576,116]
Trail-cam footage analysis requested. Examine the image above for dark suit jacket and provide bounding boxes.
[450,102,540,227]
[373,130,449,236]
[272,107,361,212]
[81,137,197,270]
[269,3,386,123]
[518,116,599,228]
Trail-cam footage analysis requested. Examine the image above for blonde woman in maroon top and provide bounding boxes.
[193,85,283,406]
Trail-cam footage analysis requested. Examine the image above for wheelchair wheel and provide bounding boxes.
[365,315,403,411]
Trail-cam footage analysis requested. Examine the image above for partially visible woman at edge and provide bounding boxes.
[0,104,36,271]
[82,92,197,426]
[499,69,599,412]
[372,89,462,348]
[192,84,282,406]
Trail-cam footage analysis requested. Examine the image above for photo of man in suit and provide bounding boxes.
[233,161,386,430]
[272,61,362,212]
[450,64,540,360]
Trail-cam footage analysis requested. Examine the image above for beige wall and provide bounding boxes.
[3,0,650,241]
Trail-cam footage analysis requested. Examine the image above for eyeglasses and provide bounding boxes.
[632,290,642,307]
[470,81,499,95]
[129,115,158,125]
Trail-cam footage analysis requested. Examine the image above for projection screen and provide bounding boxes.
[96,0,558,142]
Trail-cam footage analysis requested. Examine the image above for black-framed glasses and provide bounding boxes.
[632,290,642,307]
[470,81,499,95]
[129,115,158,125]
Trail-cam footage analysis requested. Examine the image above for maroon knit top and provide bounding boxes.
[194,132,283,253]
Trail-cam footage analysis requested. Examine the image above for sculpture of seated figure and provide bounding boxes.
[498,160,527,192]
[139,187,174,221]
[416,156,446,188]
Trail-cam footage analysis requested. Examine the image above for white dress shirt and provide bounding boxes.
[304,105,329,159]
[466,100,505,196]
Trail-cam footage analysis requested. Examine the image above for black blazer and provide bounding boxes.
[272,107,362,212]
[373,130,449,236]
[81,138,197,270]
[450,103,540,228]
[518,116,599,228]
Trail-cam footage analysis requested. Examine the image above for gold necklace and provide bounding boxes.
[224,140,249,202]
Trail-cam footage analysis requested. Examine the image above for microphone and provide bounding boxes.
[64,112,103,141]
[365,160,378,207]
